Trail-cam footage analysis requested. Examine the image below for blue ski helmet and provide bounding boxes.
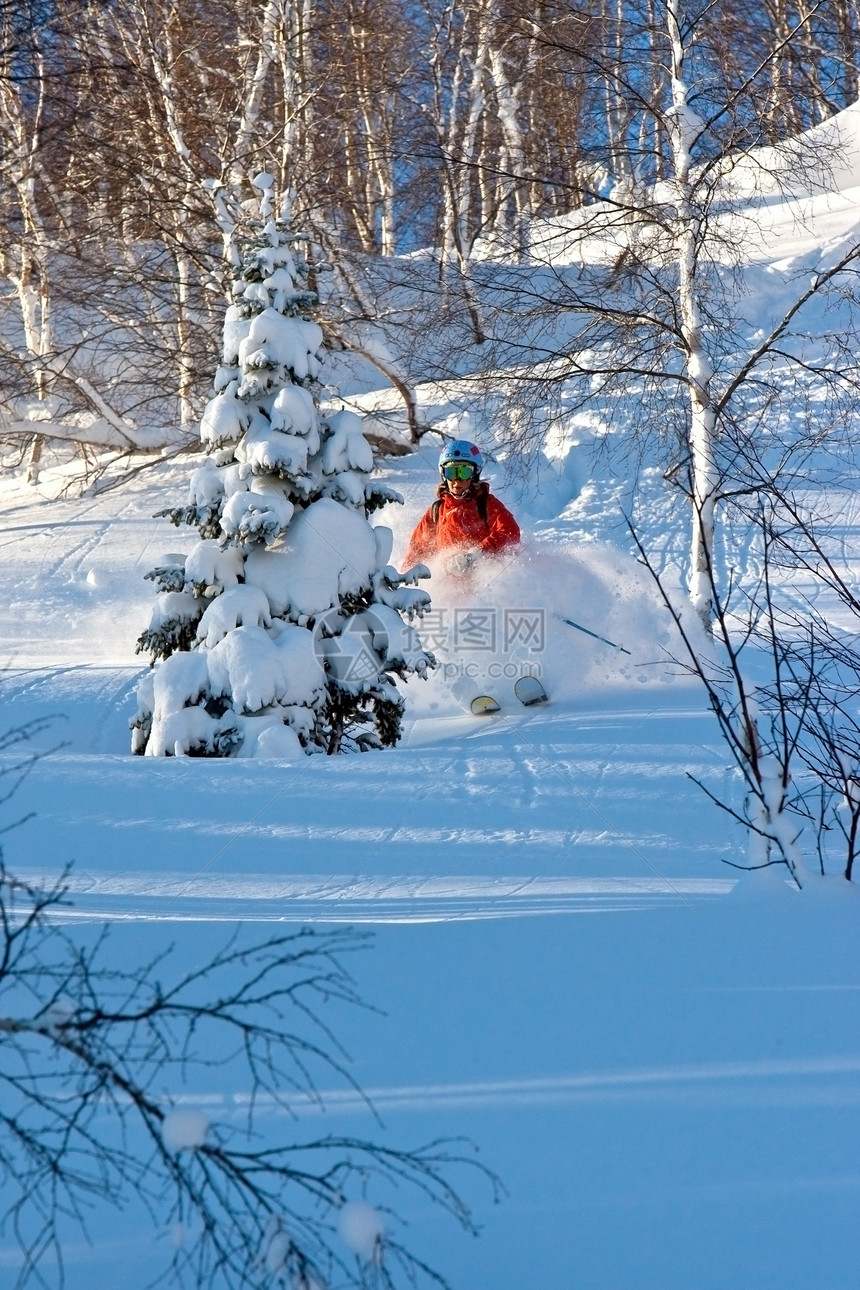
[438,440,483,474]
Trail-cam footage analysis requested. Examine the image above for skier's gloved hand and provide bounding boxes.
[447,550,478,576]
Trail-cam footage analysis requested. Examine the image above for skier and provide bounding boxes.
[403,441,520,575]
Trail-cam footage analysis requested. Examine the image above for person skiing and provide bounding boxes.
[403,440,520,575]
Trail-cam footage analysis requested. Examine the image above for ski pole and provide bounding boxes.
[555,614,631,655]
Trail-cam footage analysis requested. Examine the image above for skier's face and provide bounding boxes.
[443,462,477,496]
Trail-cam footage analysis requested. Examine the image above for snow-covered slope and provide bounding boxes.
[527,98,860,273]
[2,112,860,1290]
[1,430,858,1290]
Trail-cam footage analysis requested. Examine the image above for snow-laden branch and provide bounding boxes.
[0,419,194,452]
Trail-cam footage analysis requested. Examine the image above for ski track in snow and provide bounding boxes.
[1,703,738,923]
[21,870,736,923]
[0,648,738,923]
[158,1055,860,1117]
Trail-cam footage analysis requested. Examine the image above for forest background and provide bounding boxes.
[5,0,860,469]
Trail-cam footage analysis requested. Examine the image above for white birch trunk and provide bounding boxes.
[1,49,57,482]
[433,2,489,268]
[487,10,529,257]
[603,0,633,190]
[232,0,283,189]
[349,11,397,256]
[432,2,489,340]
[666,0,719,627]
[173,247,198,427]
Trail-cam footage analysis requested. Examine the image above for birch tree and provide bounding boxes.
[0,2,150,478]
[0,12,56,481]
[466,0,860,628]
[425,0,493,340]
[657,0,860,624]
[664,0,720,623]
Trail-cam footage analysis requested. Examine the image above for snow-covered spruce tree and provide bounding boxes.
[132,175,433,758]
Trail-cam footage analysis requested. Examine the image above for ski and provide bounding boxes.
[470,694,502,716]
[458,680,549,716]
[514,676,549,706]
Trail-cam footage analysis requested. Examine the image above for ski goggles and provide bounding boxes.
[442,462,477,481]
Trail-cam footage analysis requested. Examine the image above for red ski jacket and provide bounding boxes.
[404,481,520,568]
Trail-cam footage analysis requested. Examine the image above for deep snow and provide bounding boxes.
[2,110,860,1290]
[2,440,858,1290]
